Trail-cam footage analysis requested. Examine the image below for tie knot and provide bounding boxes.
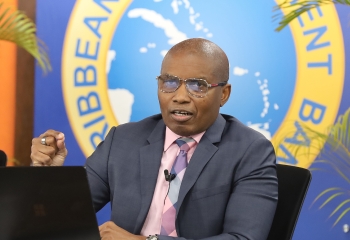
[175,137,196,152]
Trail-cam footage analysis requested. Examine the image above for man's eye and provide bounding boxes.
[164,80,178,88]
[188,80,205,87]
[198,82,206,87]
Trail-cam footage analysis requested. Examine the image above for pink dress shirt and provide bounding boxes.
[140,127,205,236]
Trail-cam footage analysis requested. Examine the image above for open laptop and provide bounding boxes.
[0,167,100,240]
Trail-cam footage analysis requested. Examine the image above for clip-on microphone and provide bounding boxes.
[164,169,176,182]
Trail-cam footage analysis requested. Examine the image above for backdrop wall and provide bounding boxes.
[34,1,350,239]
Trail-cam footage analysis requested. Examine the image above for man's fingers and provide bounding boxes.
[99,221,109,231]
[31,130,67,167]
[31,138,55,152]
[99,221,113,234]
[40,136,57,146]
[36,134,65,152]
[39,130,65,148]
[39,147,57,159]
[39,129,64,139]
[30,150,53,166]
[56,138,66,151]
[99,222,113,239]
[32,137,57,153]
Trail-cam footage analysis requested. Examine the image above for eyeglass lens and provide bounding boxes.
[159,75,208,97]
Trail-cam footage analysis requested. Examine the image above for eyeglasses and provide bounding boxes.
[156,74,227,98]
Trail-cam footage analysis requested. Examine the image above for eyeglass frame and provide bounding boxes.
[156,74,228,98]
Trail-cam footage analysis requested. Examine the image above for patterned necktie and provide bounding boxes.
[160,137,196,236]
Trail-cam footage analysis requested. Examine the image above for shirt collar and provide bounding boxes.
[164,127,206,151]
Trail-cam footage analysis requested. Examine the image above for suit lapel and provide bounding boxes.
[133,119,166,234]
[176,114,226,218]
[133,114,227,232]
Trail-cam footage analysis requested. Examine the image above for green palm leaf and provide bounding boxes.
[311,187,350,225]
[329,199,350,218]
[276,108,350,226]
[274,0,350,32]
[311,187,342,207]
[280,108,350,166]
[319,192,344,209]
[334,207,350,226]
[0,2,51,73]
[304,108,350,159]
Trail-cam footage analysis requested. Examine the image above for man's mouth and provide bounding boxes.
[170,110,193,122]
[172,110,193,116]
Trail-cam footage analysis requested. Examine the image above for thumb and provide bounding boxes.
[54,133,68,161]
[56,141,68,157]
[55,133,65,149]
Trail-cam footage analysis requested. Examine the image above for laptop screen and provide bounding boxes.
[0,166,100,240]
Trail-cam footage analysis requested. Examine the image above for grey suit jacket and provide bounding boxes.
[85,114,278,240]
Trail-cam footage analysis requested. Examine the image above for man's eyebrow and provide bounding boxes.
[161,73,209,80]
[161,72,174,76]
[194,76,208,80]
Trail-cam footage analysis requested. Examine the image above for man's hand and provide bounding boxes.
[99,221,146,240]
[30,130,68,166]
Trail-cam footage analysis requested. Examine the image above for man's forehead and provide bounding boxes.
[161,53,216,75]
[166,47,216,61]
[162,51,216,67]
[167,38,218,54]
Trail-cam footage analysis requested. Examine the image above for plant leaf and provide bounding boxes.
[273,0,350,32]
[311,187,342,208]
[0,2,51,73]
[319,192,345,209]
[329,199,350,218]
[334,207,350,226]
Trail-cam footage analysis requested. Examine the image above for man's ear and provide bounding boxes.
[220,83,231,107]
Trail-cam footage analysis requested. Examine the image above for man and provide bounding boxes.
[31,38,278,240]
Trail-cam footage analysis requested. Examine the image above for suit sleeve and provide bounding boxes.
[159,137,278,240]
[85,127,116,212]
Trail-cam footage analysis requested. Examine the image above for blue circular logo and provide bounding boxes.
[63,0,344,168]
[107,1,296,139]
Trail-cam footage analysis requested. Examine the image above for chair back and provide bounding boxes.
[267,164,311,240]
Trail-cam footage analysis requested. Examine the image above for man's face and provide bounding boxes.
[158,52,231,136]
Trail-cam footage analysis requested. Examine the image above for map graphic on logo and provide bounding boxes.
[106,0,296,140]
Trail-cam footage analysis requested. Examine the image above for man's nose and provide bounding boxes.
[172,82,190,103]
